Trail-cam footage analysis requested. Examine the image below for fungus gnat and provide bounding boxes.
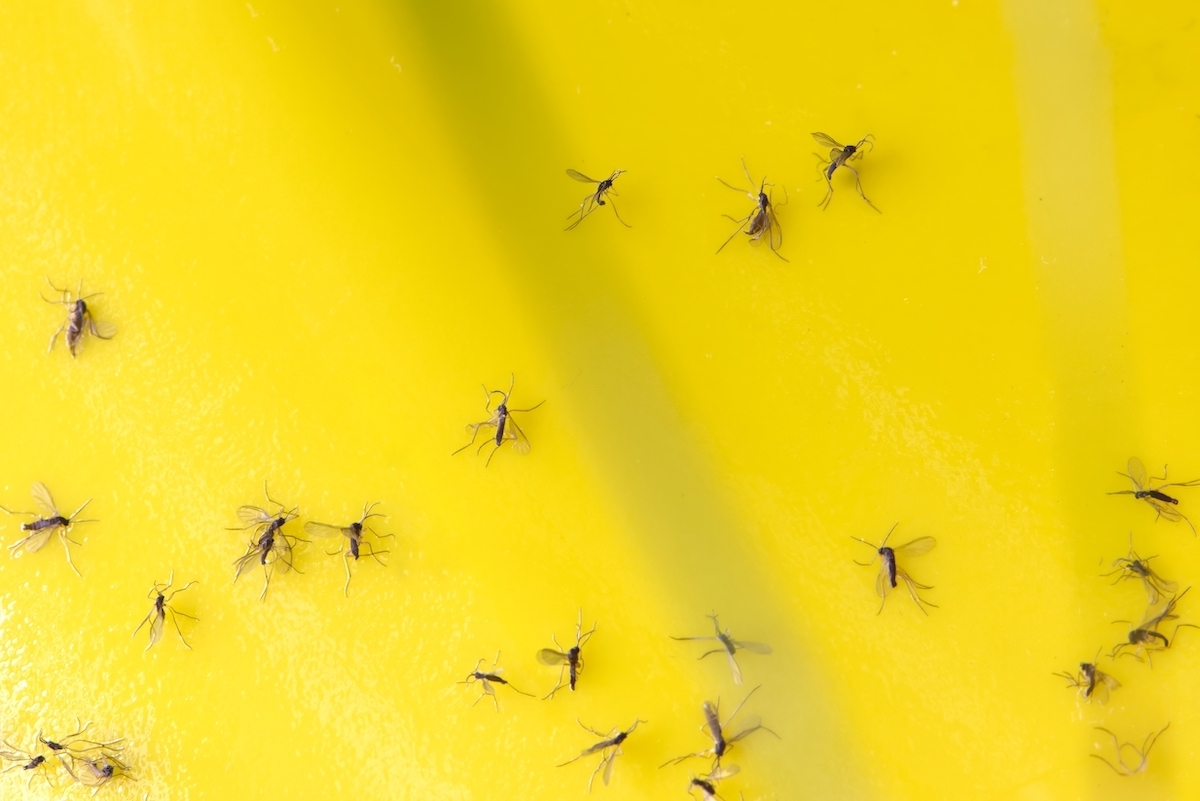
[558,718,644,792]
[671,613,772,686]
[42,278,116,358]
[717,159,787,262]
[537,609,596,699]
[566,169,630,230]
[37,720,123,759]
[132,571,198,651]
[1108,457,1200,534]
[459,651,535,711]
[1,743,51,788]
[852,524,937,614]
[1053,653,1120,705]
[453,374,545,467]
[2,482,95,576]
[687,765,740,801]
[811,133,879,212]
[1111,588,1198,663]
[60,753,130,791]
[1091,724,1168,776]
[304,502,393,597]
[1104,534,1177,604]
[661,685,779,769]
[229,483,302,600]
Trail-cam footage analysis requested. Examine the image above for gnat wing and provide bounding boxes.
[733,640,773,655]
[726,651,743,685]
[147,610,164,649]
[566,169,597,184]
[506,418,532,455]
[1127,457,1149,489]
[702,701,722,743]
[16,528,55,554]
[811,132,843,149]
[304,522,348,539]
[895,537,936,557]
[1149,500,1185,522]
[603,746,619,785]
[727,715,764,744]
[88,318,116,339]
[537,648,568,666]
[31,482,58,517]
[237,505,269,526]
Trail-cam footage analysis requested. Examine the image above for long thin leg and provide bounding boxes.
[167,609,193,649]
[60,531,81,577]
[845,165,880,213]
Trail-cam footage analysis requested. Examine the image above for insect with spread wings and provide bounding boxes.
[565,168,630,230]
[42,278,116,358]
[304,502,392,596]
[671,613,772,686]
[537,609,597,698]
[661,685,779,770]
[458,651,535,711]
[1053,653,1120,705]
[453,374,545,467]
[812,132,879,212]
[1104,534,1177,604]
[1109,457,1200,534]
[687,765,740,801]
[229,483,302,600]
[2,482,95,576]
[132,570,198,651]
[558,719,644,792]
[717,159,787,261]
[852,523,937,614]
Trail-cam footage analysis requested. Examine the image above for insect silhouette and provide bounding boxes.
[558,718,644,792]
[304,502,392,596]
[42,278,116,358]
[566,169,630,230]
[1104,534,1177,604]
[671,613,772,686]
[132,571,198,651]
[687,765,740,801]
[1111,588,1198,663]
[229,483,302,600]
[537,609,597,699]
[0,743,52,788]
[717,158,787,262]
[459,651,535,711]
[812,132,879,212]
[1108,457,1200,534]
[661,685,779,769]
[1091,724,1169,776]
[453,374,545,467]
[852,524,937,614]
[2,482,96,576]
[60,753,130,790]
[1053,653,1119,705]
[37,720,123,759]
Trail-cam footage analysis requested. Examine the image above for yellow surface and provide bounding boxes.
[2,1,1199,798]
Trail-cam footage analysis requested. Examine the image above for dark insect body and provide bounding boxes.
[812,132,879,212]
[717,159,787,261]
[454,374,544,466]
[538,609,596,699]
[566,169,630,230]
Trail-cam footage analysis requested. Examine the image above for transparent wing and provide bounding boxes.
[702,701,722,743]
[727,715,763,744]
[147,610,164,649]
[304,522,348,539]
[1127,457,1149,489]
[767,209,783,253]
[237,505,269,526]
[811,132,844,149]
[88,318,116,339]
[726,651,743,685]
[537,648,568,666]
[1148,499,1184,522]
[603,747,618,785]
[19,528,55,554]
[894,537,936,557]
[733,640,773,655]
[31,482,58,517]
[875,567,890,600]
[566,169,597,184]
[708,763,740,781]
[506,418,532,455]
[233,548,262,580]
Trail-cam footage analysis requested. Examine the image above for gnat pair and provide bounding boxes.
[1,720,128,791]
[229,483,391,600]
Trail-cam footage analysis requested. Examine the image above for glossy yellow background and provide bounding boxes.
[2,1,1199,798]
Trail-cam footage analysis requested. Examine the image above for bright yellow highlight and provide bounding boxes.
[2,0,1199,798]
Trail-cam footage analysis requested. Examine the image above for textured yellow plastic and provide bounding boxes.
[2,1,1199,798]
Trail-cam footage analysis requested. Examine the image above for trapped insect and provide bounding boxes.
[1104,534,1177,604]
[558,718,644,792]
[671,613,772,686]
[132,571,198,651]
[2,482,96,576]
[537,609,597,699]
[1111,588,1198,663]
[1091,724,1169,776]
[229,483,303,600]
[1108,457,1200,534]
[37,720,123,759]
[717,158,787,262]
[687,765,740,801]
[812,132,879,212]
[42,278,117,358]
[852,523,937,614]
[566,169,630,230]
[61,753,131,790]
[0,743,52,788]
[1053,654,1119,705]
[453,374,545,467]
[459,651,535,711]
[304,502,392,596]
[661,685,779,770]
